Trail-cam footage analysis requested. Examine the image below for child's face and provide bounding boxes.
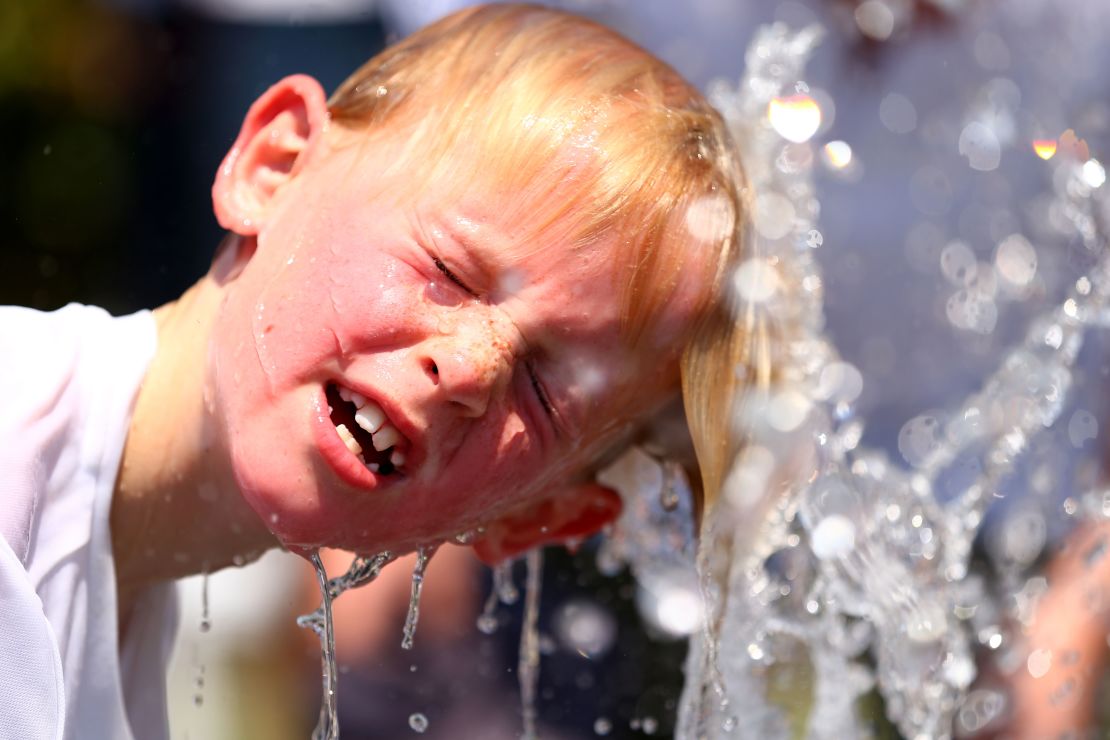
[210,129,692,553]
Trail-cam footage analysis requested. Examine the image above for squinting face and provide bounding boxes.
[210,130,689,554]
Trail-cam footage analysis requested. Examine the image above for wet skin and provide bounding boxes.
[209,130,682,555]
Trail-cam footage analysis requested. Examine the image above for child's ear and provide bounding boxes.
[212,74,329,235]
[471,483,622,565]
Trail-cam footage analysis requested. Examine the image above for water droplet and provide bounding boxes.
[898,415,943,468]
[940,241,977,286]
[1082,158,1106,189]
[593,717,612,735]
[733,258,783,302]
[408,712,429,733]
[855,0,895,40]
[959,122,1002,171]
[822,140,854,170]
[880,93,917,134]
[994,233,1037,287]
[1027,648,1053,678]
[751,193,796,241]
[1068,409,1098,447]
[476,613,499,635]
[554,599,617,658]
[809,515,856,560]
[767,94,822,143]
[766,390,812,432]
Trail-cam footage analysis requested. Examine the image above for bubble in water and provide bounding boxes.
[855,0,895,41]
[880,93,917,134]
[898,415,943,468]
[766,389,813,432]
[815,362,864,403]
[995,508,1046,566]
[994,233,1037,287]
[1068,409,1098,447]
[408,712,429,733]
[733,258,783,302]
[593,717,612,735]
[476,613,499,635]
[554,599,617,658]
[642,716,659,734]
[956,689,1005,733]
[959,122,1002,171]
[809,515,856,560]
[752,193,796,241]
[946,290,998,334]
[940,241,978,286]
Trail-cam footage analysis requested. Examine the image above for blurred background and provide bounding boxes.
[4,0,1110,737]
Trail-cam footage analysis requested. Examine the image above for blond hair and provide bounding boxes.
[328,3,749,509]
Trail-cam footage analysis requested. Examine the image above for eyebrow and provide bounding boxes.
[439,222,501,281]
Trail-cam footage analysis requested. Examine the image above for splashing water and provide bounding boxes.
[402,545,438,650]
[609,19,1110,740]
[518,548,544,740]
[298,550,397,740]
[477,559,521,635]
[408,712,429,734]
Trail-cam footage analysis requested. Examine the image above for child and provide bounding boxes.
[0,4,746,738]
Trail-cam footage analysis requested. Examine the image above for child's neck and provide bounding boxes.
[111,261,277,621]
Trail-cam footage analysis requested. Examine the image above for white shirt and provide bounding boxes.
[0,304,179,740]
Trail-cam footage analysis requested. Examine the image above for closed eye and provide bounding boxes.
[433,257,475,296]
[527,361,554,416]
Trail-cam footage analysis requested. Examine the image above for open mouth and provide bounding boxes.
[326,382,408,476]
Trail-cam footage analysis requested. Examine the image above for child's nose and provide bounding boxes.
[423,320,515,418]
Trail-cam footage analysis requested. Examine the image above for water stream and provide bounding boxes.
[655,20,1110,740]
[518,548,544,740]
[402,545,438,650]
[298,550,397,740]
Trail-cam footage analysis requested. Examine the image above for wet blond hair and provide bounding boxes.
[328,3,749,509]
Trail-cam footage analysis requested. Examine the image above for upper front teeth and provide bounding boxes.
[372,424,402,451]
[342,387,406,459]
[354,403,386,434]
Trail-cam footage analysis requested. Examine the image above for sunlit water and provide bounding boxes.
[297,550,397,740]
[581,20,1110,740]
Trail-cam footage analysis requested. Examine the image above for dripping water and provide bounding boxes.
[199,571,211,633]
[298,550,397,740]
[477,558,519,634]
[194,571,210,708]
[518,548,544,740]
[494,559,520,604]
[402,545,439,650]
[300,552,339,740]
